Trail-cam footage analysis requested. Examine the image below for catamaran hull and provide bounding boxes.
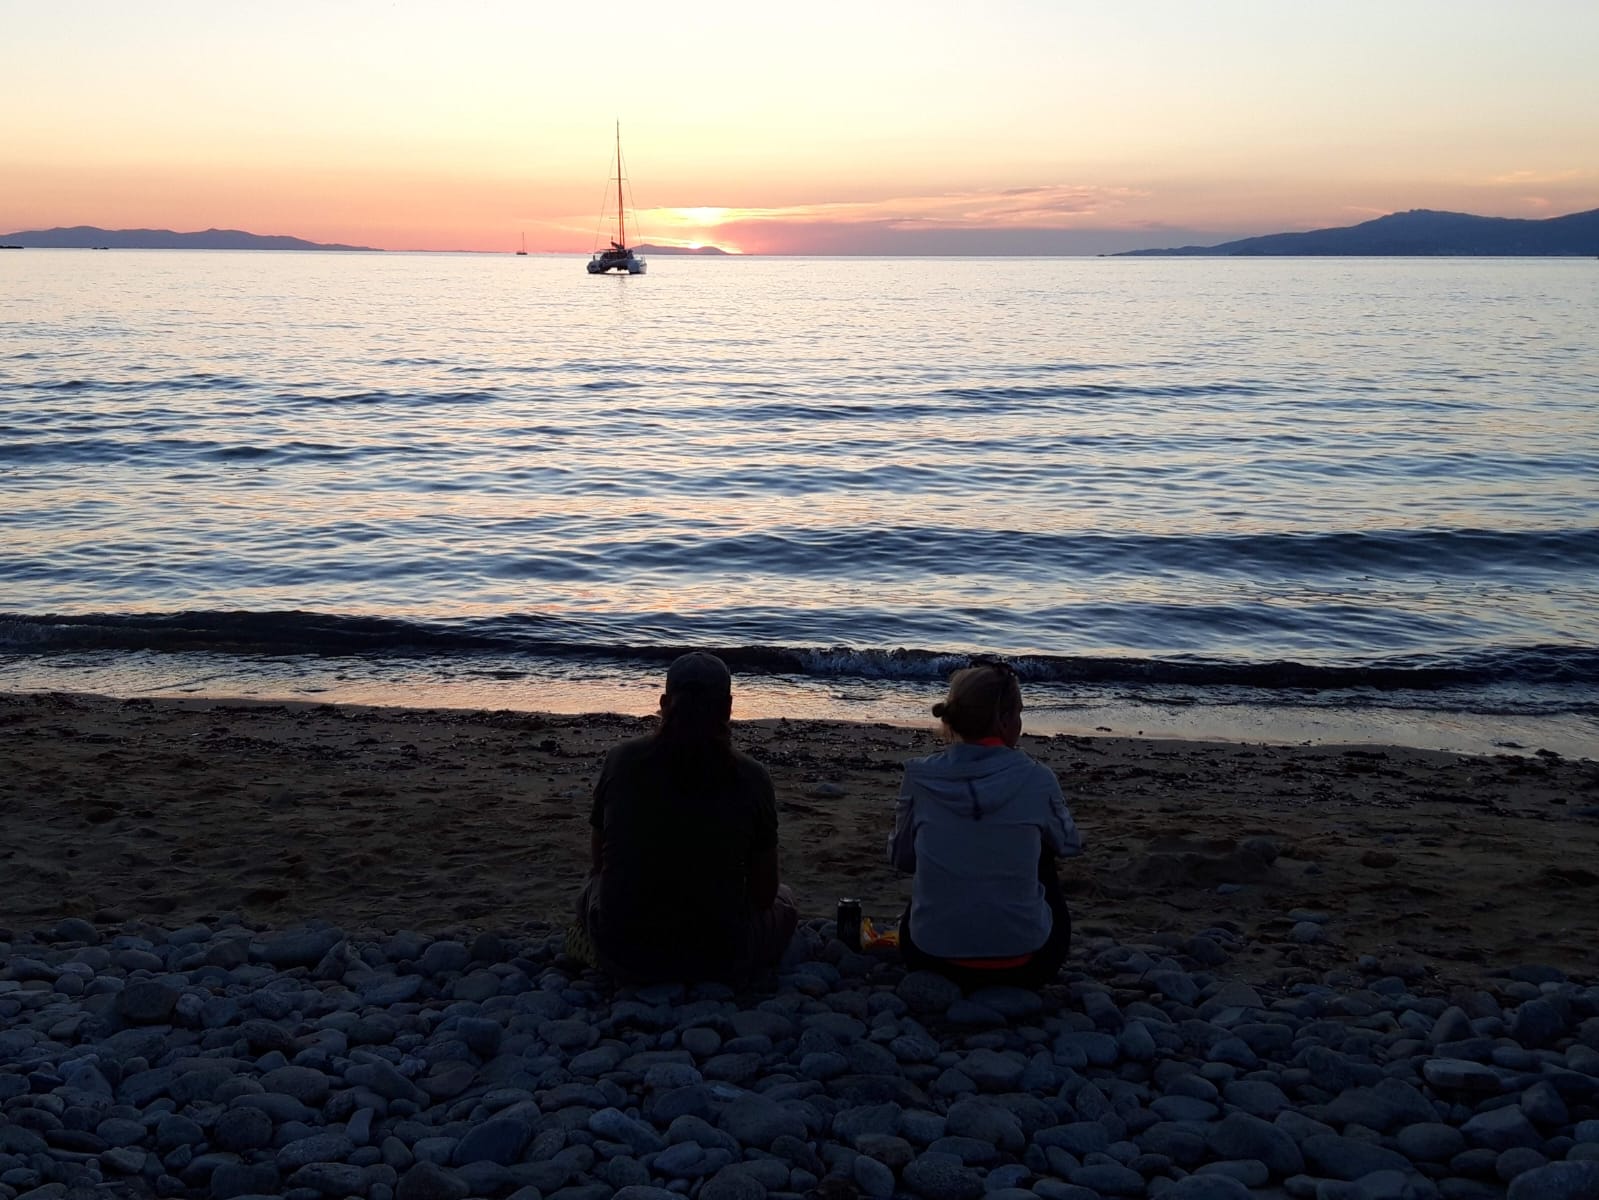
[586,257,647,275]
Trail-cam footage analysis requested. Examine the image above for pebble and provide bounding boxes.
[0,918,1590,1200]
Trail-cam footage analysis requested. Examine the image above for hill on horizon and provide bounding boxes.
[1117,207,1599,256]
[633,243,731,256]
[1,226,381,251]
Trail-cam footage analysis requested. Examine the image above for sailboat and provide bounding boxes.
[516,233,527,256]
[587,123,647,275]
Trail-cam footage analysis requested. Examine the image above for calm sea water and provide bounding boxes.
[3,249,1597,752]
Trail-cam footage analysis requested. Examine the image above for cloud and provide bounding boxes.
[1484,168,1593,186]
[610,182,1179,254]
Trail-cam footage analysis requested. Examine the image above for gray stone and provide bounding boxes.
[1067,1163,1145,1195]
[211,1161,281,1200]
[1461,1105,1542,1151]
[101,1146,147,1174]
[944,1100,1024,1153]
[613,1188,683,1200]
[290,1162,368,1196]
[114,980,180,1024]
[962,1049,1025,1091]
[1223,1079,1289,1117]
[457,1016,503,1057]
[903,1152,983,1200]
[541,1018,599,1051]
[276,1132,356,1172]
[256,927,342,967]
[417,939,469,974]
[1510,999,1566,1048]
[719,1097,806,1147]
[1037,1123,1110,1156]
[1197,1161,1269,1187]
[457,1114,536,1165]
[653,1142,708,1177]
[1325,1079,1436,1132]
[1209,1113,1304,1177]
[1496,1147,1548,1181]
[1395,1123,1466,1162]
[1301,1134,1414,1180]
[1521,1081,1569,1127]
[397,1161,471,1200]
[1422,1059,1502,1092]
[260,1065,331,1106]
[967,987,1044,1019]
[1506,1161,1599,1200]
[1119,1021,1157,1062]
[899,972,963,1014]
[1164,1177,1254,1200]
[700,1167,768,1200]
[213,1106,274,1153]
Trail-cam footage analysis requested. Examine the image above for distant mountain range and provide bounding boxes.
[1118,207,1599,256]
[0,226,380,251]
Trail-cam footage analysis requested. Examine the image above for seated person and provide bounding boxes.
[889,660,1082,989]
[576,652,797,981]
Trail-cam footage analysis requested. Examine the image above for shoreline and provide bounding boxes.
[7,658,1597,759]
[4,689,1597,989]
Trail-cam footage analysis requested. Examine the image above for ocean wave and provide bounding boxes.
[4,609,1596,702]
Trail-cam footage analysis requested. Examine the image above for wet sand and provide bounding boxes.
[3,690,1596,987]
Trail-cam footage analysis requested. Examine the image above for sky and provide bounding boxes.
[3,0,1597,254]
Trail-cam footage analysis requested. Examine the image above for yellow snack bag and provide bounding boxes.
[861,917,900,949]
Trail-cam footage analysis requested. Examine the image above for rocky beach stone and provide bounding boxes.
[0,913,1595,1200]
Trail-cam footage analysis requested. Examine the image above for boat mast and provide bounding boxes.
[615,122,626,249]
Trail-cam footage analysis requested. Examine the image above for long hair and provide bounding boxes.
[653,686,736,784]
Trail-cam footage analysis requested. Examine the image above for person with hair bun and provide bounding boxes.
[888,660,1082,988]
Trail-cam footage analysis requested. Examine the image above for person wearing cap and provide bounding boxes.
[575,652,798,981]
[889,660,1082,989]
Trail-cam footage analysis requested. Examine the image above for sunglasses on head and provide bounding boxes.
[968,654,1018,681]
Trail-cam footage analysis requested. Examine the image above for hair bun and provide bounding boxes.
[931,701,948,718]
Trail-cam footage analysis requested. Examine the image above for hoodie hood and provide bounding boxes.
[902,744,1040,819]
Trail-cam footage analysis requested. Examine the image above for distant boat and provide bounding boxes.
[0,244,22,250]
[587,123,647,276]
[91,246,110,251]
[516,234,527,256]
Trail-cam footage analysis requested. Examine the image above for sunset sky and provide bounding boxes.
[4,0,1597,254]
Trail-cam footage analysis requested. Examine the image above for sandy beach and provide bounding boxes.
[4,690,1595,987]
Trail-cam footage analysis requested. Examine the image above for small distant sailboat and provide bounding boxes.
[587,123,647,276]
[516,233,527,256]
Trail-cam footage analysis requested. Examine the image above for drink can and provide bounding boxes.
[836,898,862,950]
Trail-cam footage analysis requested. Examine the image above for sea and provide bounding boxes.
[3,249,1597,756]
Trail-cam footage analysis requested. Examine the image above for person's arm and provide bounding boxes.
[748,764,780,907]
[1041,766,1083,857]
[888,773,917,872]
[588,748,615,876]
[747,845,779,907]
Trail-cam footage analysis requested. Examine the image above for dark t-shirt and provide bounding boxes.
[589,734,778,979]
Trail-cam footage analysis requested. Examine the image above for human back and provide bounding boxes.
[579,651,796,981]
[590,732,773,977]
[889,661,1081,987]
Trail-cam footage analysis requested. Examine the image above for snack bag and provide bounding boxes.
[861,917,900,949]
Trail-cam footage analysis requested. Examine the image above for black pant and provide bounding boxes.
[900,851,1071,991]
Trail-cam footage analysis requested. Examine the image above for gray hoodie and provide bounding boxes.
[888,743,1082,958]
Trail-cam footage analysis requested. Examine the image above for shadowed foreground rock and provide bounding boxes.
[0,914,1596,1200]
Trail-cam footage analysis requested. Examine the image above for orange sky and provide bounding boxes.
[4,2,1596,254]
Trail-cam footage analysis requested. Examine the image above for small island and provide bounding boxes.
[632,243,731,256]
[0,225,381,251]
[1118,206,1599,256]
